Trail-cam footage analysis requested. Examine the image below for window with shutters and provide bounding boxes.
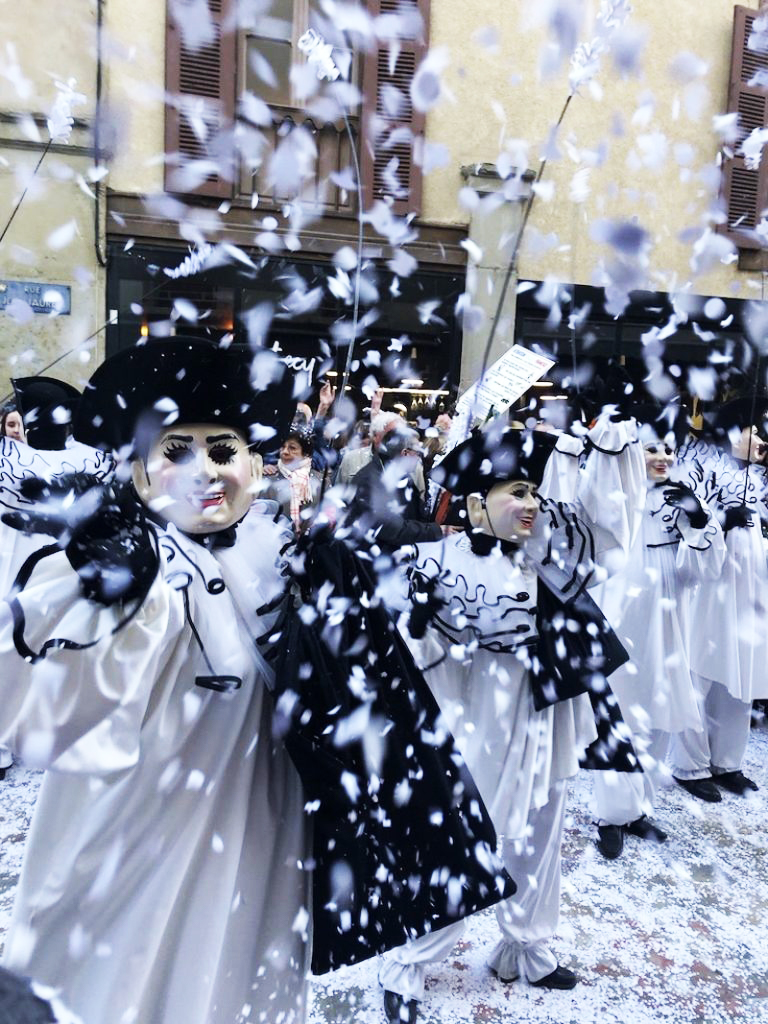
[240,0,359,211]
[165,0,429,217]
[165,0,362,213]
[360,0,430,217]
[721,5,768,251]
[165,0,237,199]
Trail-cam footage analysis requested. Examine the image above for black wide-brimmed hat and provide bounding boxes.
[432,426,558,496]
[710,394,768,437]
[12,375,81,451]
[632,402,690,448]
[73,338,297,457]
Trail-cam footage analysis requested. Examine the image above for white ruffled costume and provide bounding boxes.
[591,476,725,826]
[0,509,310,1024]
[379,417,645,997]
[0,438,113,777]
[671,440,768,780]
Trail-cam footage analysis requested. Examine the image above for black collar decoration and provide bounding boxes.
[466,528,519,557]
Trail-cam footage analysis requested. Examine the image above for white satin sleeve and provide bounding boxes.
[538,433,585,503]
[0,549,188,774]
[576,415,646,566]
[674,500,727,585]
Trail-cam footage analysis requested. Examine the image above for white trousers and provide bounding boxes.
[0,744,11,770]
[593,729,669,826]
[670,674,753,779]
[378,781,567,1000]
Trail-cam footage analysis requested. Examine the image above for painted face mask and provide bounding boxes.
[132,423,261,534]
[730,425,767,464]
[473,479,539,542]
[643,440,675,482]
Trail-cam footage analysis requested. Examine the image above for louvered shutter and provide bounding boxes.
[360,0,430,216]
[721,5,768,249]
[165,0,237,199]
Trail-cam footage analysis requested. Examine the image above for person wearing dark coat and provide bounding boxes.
[345,417,442,550]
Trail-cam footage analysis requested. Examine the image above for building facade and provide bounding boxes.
[2,1,767,413]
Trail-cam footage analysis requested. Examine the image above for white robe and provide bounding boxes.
[378,421,645,993]
[0,510,310,1024]
[402,535,597,842]
[593,482,726,735]
[677,443,768,702]
[398,415,646,838]
[0,438,114,780]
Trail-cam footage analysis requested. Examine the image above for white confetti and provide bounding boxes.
[47,219,78,250]
[4,298,34,325]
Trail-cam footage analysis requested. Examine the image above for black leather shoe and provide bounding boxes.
[712,770,759,795]
[625,815,668,843]
[0,768,6,781]
[384,990,418,1024]
[530,966,578,990]
[673,776,722,802]
[596,824,624,859]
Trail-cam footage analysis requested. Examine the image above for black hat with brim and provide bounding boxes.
[432,426,558,496]
[632,402,690,448]
[12,375,81,451]
[710,395,768,437]
[73,338,297,458]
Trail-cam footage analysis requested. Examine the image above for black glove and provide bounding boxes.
[662,482,708,529]
[407,573,445,640]
[2,474,158,605]
[721,503,752,534]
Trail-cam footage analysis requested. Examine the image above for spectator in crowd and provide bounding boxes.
[263,425,323,532]
[342,414,442,550]
[0,404,26,444]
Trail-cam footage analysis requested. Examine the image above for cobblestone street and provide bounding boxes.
[3,719,767,1024]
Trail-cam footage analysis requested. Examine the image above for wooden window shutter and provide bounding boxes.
[360,0,430,217]
[165,0,237,199]
[721,5,768,249]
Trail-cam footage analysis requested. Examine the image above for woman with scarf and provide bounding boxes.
[263,425,322,531]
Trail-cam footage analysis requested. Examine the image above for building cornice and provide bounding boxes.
[106,190,469,270]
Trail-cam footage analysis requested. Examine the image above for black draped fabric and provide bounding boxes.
[264,531,515,975]
[0,967,57,1023]
[532,574,640,773]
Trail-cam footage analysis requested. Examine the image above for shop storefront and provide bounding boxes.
[106,241,464,416]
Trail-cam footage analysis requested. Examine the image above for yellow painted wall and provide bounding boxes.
[0,0,105,393]
[422,0,762,299]
[104,0,166,196]
[0,0,98,117]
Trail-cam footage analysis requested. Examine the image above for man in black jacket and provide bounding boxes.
[345,415,442,550]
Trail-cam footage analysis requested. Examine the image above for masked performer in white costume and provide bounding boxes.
[378,417,645,1024]
[590,407,725,858]
[0,339,512,1024]
[0,377,112,782]
[671,398,768,800]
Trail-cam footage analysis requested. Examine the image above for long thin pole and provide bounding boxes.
[338,108,364,404]
[742,266,767,502]
[0,140,52,248]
